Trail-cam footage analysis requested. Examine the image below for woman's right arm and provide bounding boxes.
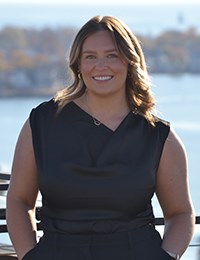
[6,119,39,260]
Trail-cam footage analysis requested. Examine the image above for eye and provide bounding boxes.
[107,53,118,59]
[85,55,96,60]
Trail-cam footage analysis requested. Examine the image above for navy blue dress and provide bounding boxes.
[23,99,173,259]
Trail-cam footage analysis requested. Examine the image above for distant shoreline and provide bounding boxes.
[1,72,200,98]
[0,87,59,98]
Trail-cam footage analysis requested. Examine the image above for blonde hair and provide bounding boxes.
[54,15,156,125]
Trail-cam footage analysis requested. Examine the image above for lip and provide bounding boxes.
[92,76,113,81]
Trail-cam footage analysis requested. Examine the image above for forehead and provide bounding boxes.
[81,30,117,52]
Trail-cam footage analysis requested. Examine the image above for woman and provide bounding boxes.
[6,15,195,260]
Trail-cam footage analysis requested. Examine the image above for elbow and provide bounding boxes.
[6,195,36,222]
[164,208,196,234]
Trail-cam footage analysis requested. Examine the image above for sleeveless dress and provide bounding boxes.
[22,99,173,260]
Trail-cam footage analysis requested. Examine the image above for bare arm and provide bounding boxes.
[6,119,39,260]
[156,128,195,258]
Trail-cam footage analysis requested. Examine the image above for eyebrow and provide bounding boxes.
[82,49,118,54]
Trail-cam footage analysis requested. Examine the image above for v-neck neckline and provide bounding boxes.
[71,101,133,133]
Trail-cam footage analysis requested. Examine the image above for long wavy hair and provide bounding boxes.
[54,15,156,125]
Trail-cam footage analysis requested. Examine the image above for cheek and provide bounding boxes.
[114,61,128,74]
[80,64,93,76]
[116,66,128,78]
[80,66,93,84]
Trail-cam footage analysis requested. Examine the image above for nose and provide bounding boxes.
[95,57,108,68]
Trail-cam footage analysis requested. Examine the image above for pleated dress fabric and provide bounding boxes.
[23,99,173,260]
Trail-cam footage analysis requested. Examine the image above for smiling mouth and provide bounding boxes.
[93,76,113,81]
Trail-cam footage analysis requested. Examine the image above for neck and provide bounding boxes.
[83,91,130,124]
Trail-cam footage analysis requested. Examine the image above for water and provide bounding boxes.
[0,74,200,259]
[0,3,200,35]
[1,3,200,257]
[1,74,200,214]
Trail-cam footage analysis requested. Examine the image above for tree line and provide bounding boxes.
[0,26,199,96]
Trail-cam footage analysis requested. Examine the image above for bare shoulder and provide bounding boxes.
[19,118,32,142]
[156,127,187,179]
[159,128,187,172]
[13,119,34,162]
[164,127,186,157]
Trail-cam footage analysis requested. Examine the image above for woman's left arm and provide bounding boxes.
[156,127,195,258]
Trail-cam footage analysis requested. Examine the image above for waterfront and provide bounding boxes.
[1,74,200,208]
[1,74,200,213]
[0,74,200,259]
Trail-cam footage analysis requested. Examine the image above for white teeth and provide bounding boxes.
[93,76,112,81]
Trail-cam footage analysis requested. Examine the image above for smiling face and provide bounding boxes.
[79,30,128,97]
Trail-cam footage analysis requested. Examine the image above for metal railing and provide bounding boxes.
[1,172,200,258]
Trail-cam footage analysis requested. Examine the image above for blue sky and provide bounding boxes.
[0,0,199,4]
